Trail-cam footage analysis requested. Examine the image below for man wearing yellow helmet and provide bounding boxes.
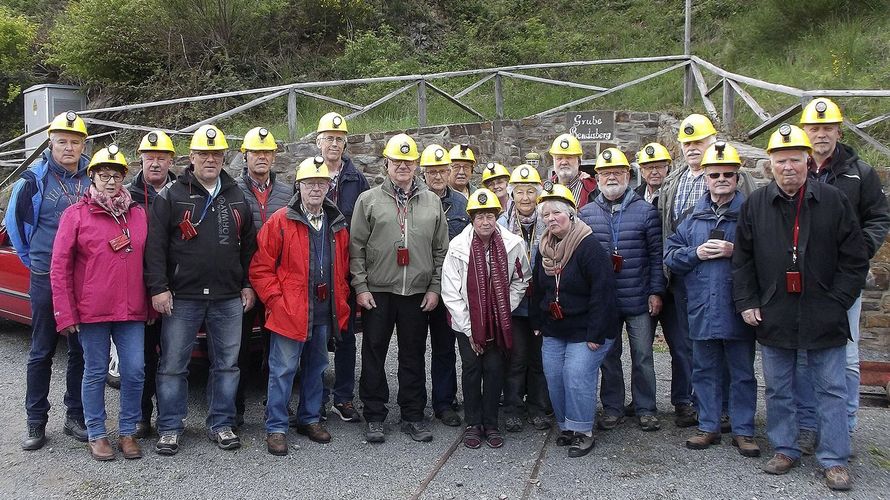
[733,124,867,491]
[548,133,597,209]
[350,133,449,443]
[634,142,672,206]
[6,111,92,450]
[448,144,477,199]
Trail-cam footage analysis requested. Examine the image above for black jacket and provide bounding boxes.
[127,170,177,208]
[235,170,294,229]
[732,181,868,350]
[328,155,370,230]
[634,183,659,208]
[145,168,257,300]
[810,142,890,259]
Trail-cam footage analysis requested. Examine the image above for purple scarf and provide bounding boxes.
[466,229,513,351]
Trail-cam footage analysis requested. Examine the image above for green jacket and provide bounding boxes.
[349,179,449,296]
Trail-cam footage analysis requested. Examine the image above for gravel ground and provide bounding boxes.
[0,319,888,500]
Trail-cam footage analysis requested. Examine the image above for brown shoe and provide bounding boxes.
[763,453,797,475]
[296,422,331,444]
[685,430,720,450]
[118,436,142,459]
[732,435,761,457]
[266,432,288,456]
[88,438,116,461]
[824,466,852,491]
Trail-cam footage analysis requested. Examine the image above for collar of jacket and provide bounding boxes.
[594,187,637,211]
[766,180,822,204]
[337,155,362,180]
[240,168,279,187]
[448,224,522,262]
[691,189,744,219]
[285,194,346,230]
[128,169,176,191]
[381,177,428,199]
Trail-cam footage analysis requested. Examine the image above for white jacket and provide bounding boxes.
[441,224,531,337]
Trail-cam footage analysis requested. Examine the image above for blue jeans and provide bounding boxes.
[661,284,694,407]
[156,297,243,434]
[79,321,144,440]
[267,325,329,433]
[26,271,84,424]
[761,344,850,468]
[691,339,756,435]
[542,337,614,433]
[794,294,862,434]
[428,301,458,413]
[600,313,657,416]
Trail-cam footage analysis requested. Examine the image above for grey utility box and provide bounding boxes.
[23,84,87,154]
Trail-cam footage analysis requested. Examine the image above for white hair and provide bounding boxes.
[537,199,576,219]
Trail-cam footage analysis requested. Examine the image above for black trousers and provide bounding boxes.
[428,301,458,413]
[457,334,506,428]
[502,316,550,418]
[141,319,162,421]
[236,302,268,415]
[359,292,429,423]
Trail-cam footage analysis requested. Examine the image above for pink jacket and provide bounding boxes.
[50,196,151,331]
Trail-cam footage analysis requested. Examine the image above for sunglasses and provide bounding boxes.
[707,172,737,179]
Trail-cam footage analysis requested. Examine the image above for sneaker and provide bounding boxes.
[504,416,523,432]
[639,415,661,432]
[435,408,462,427]
[22,423,47,451]
[332,402,362,423]
[798,428,817,456]
[208,427,241,450]
[720,414,732,433]
[731,435,761,457]
[529,415,552,431]
[401,420,433,442]
[824,465,852,491]
[596,414,624,431]
[763,453,798,475]
[365,421,385,443]
[155,433,180,456]
[685,430,721,450]
[266,432,288,456]
[567,433,595,458]
[63,416,88,442]
[674,404,698,428]
[555,430,573,447]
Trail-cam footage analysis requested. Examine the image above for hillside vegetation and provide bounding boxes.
[1,0,888,164]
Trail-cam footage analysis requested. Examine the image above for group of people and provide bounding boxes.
[4,97,886,492]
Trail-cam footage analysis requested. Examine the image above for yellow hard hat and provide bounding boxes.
[481,162,510,184]
[419,144,451,167]
[594,148,630,171]
[766,123,813,154]
[800,98,843,125]
[190,124,229,151]
[466,188,502,214]
[509,164,542,185]
[317,112,348,134]
[88,144,128,174]
[47,110,88,137]
[240,127,277,153]
[138,130,176,154]
[636,143,672,165]
[296,155,331,182]
[549,134,583,156]
[701,142,742,167]
[382,133,420,161]
[678,114,717,143]
[449,144,476,164]
[525,151,542,162]
[537,181,577,209]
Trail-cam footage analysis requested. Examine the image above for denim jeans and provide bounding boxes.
[156,297,243,434]
[266,325,330,433]
[428,301,458,413]
[456,334,506,428]
[26,271,84,424]
[542,336,614,433]
[661,284,694,407]
[761,344,850,468]
[503,316,550,419]
[79,321,145,440]
[795,293,862,434]
[691,339,756,435]
[600,313,657,416]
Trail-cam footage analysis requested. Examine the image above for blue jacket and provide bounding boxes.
[664,191,752,341]
[328,155,370,230]
[440,186,470,241]
[3,149,90,268]
[578,189,665,316]
[498,212,541,317]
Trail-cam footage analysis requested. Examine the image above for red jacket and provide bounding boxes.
[249,198,350,342]
[51,195,150,331]
[550,174,598,209]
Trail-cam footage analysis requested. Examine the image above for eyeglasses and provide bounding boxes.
[597,171,626,179]
[95,172,124,182]
[301,181,329,190]
[640,165,668,171]
[425,169,449,178]
[320,136,346,145]
[450,164,472,172]
[707,172,737,179]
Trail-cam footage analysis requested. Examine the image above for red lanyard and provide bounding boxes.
[791,186,804,265]
[394,196,408,239]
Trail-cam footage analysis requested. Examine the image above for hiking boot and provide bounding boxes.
[332,402,362,423]
[155,433,180,455]
[639,415,661,432]
[64,416,88,442]
[402,420,433,442]
[674,404,698,428]
[435,408,462,427]
[88,438,116,461]
[463,425,483,449]
[504,416,523,432]
[720,414,732,433]
[22,423,47,451]
[133,421,151,439]
[266,432,288,456]
[824,465,852,491]
[597,414,624,431]
[685,430,721,450]
[763,453,798,475]
[365,422,385,443]
[296,422,332,444]
[567,433,595,458]
[529,415,552,430]
[798,428,817,456]
[731,435,761,457]
[118,436,142,459]
[556,430,573,446]
[207,427,241,450]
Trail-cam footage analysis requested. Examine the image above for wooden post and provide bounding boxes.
[683,0,694,107]
[494,73,505,120]
[722,77,736,130]
[417,80,428,128]
[287,89,298,142]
